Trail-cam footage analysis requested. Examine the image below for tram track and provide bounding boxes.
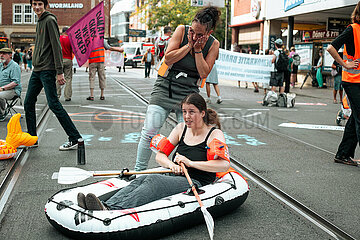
[111,76,355,240]
[0,105,50,215]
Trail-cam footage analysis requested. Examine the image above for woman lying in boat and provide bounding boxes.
[78,93,230,210]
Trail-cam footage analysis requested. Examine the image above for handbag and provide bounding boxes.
[331,68,338,77]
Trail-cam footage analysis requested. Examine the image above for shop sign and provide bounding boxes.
[19,38,35,43]
[327,17,351,32]
[251,0,261,19]
[284,0,304,12]
[128,29,146,38]
[302,30,339,40]
[49,3,83,9]
[191,0,224,8]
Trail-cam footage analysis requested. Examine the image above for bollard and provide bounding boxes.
[77,138,85,165]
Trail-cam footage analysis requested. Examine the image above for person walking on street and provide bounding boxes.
[284,49,292,93]
[0,48,22,121]
[13,49,21,66]
[155,26,172,62]
[332,51,344,104]
[87,40,123,101]
[141,48,154,78]
[205,64,222,104]
[24,0,82,150]
[22,49,28,72]
[56,26,73,102]
[316,50,325,88]
[270,39,286,94]
[27,48,33,71]
[289,47,299,87]
[134,6,221,171]
[327,1,360,166]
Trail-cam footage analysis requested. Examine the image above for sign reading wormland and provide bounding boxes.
[67,2,105,67]
[216,49,273,83]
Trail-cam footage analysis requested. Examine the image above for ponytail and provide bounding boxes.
[205,108,221,129]
[193,6,221,31]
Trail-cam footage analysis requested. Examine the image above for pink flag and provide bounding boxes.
[67,1,105,67]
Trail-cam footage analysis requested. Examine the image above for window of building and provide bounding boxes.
[13,4,37,24]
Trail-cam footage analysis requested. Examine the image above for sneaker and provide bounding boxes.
[18,140,39,149]
[85,193,107,211]
[217,98,222,104]
[65,98,71,102]
[334,156,358,166]
[59,140,78,151]
[254,88,259,93]
[77,192,87,209]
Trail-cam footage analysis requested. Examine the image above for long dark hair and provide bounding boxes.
[352,1,360,24]
[192,6,221,32]
[181,93,221,129]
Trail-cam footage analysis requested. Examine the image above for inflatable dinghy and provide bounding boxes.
[45,169,249,239]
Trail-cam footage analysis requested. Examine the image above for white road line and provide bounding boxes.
[279,123,344,131]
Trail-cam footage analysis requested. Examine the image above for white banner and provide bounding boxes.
[215,49,273,83]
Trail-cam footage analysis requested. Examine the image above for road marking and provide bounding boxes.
[243,112,262,118]
[296,103,327,106]
[279,122,344,131]
[220,108,242,111]
[277,109,298,111]
[247,108,270,111]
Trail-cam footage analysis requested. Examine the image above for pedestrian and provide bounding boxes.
[56,26,73,101]
[134,6,221,171]
[86,39,123,101]
[141,48,154,78]
[13,49,21,66]
[316,50,324,88]
[270,38,287,94]
[0,48,22,121]
[24,0,82,150]
[155,26,172,62]
[284,49,292,93]
[289,46,300,88]
[263,49,271,95]
[22,49,28,72]
[332,51,343,104]
[78,93,230,211]
[327,0,360,166]
[27,48,33,71]
[205,64,222,104]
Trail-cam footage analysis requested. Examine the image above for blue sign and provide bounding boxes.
[284,0,304,12]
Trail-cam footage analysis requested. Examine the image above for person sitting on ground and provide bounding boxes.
[0,48,22,121]
[78,93,230,211]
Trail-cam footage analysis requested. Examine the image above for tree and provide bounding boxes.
[135,0,229,48]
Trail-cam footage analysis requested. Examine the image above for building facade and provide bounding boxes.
[0,0,110,50]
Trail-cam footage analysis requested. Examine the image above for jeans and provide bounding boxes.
[336,81,360,158]
[145,62,151,77]
[105,174,201,210]
[24,70,81,142]
[134,104,183,171]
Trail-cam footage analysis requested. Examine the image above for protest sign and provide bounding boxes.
[216,49,273,83]
[67,1,105,66]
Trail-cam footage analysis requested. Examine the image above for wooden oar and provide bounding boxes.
[57,167,173,184]
[180,163,214,240]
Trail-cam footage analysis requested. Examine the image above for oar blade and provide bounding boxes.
[201,206,214,240]
[58,167,93,184]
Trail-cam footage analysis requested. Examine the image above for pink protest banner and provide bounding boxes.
[67,1,105,66]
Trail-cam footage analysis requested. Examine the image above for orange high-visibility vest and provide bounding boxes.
[342,23,360,83]
[89,47,105,64]
[342,95,350,109]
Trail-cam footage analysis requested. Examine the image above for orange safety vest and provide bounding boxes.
[342,95,350,109]
[89,47,105,64]
[342,23,360,83]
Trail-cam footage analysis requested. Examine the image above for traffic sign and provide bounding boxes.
[191,0,225,8]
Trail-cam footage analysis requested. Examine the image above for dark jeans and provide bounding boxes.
[145,62,151,77]
[336,81,360,158]
[284,70,291,93]
[24,70,81,142]
[105,174,201,210]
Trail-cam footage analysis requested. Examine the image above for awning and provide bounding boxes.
[10,33,36,38]
[229,20,263,28]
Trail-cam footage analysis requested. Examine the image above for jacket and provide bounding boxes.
[141,52,155,65]
[343,23,360,83]
[33,11,63,75]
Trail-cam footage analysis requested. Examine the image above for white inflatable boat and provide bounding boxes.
[45,169,249,239]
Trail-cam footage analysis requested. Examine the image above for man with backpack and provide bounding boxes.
[290,46,300,87]
[270,38,288,94]
[155,26,172,62]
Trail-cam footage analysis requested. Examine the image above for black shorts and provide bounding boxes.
[270,72,284,87]
[292,65,298,74]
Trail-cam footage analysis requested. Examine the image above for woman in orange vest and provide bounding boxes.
[327,1,360,166]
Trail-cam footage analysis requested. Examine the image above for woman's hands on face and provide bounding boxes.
[188,27,209,52]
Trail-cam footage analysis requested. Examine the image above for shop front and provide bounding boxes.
[10,33,36,50]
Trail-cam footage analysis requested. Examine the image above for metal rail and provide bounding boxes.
[111,76,355,240]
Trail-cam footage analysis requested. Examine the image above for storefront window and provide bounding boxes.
[13,4,36,24]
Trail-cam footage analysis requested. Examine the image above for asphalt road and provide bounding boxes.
[0,67,358,239]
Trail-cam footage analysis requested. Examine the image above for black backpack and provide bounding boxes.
[275,50,289,72]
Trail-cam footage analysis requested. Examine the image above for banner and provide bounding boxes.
[67,1,105,67]
[215,49,273,83]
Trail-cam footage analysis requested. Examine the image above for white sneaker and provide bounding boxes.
[217,97,222,104]
[59,141,78,151]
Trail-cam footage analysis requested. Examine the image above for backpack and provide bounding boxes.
[275,50,289,72]
[277,93,287,107]
[292,53,301,66]
[156,36,170,60]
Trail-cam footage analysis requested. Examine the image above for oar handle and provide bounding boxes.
[93,170,173,177]
[180,163,204,207]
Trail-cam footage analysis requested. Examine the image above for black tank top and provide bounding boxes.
[173,125,216,186]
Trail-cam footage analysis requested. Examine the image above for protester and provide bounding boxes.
[78,93,230,210]
[24,0,82,150]
[155,26,172,62]
[327,1,360,166]
[270,39,286,94]
[56,26,73,101]
[87,40,123,101]
[134,6,221,171]
[0,48,22,121]
[205,65,222,104]
[332,51,343,104]
[141,48,155,78]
